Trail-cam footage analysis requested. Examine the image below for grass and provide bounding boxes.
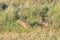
[0,26,60,40]
[0,0,60,40]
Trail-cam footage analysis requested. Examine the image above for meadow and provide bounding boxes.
[0,0,60,40]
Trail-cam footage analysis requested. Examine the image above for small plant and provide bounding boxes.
[0,3,8,11]
[40,6,49,17]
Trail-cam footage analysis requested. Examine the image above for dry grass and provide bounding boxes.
[0,27,60,40]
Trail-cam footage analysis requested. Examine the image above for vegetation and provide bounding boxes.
[0,0,60,40]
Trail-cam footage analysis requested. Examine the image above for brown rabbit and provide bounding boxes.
[17,18,30,28]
